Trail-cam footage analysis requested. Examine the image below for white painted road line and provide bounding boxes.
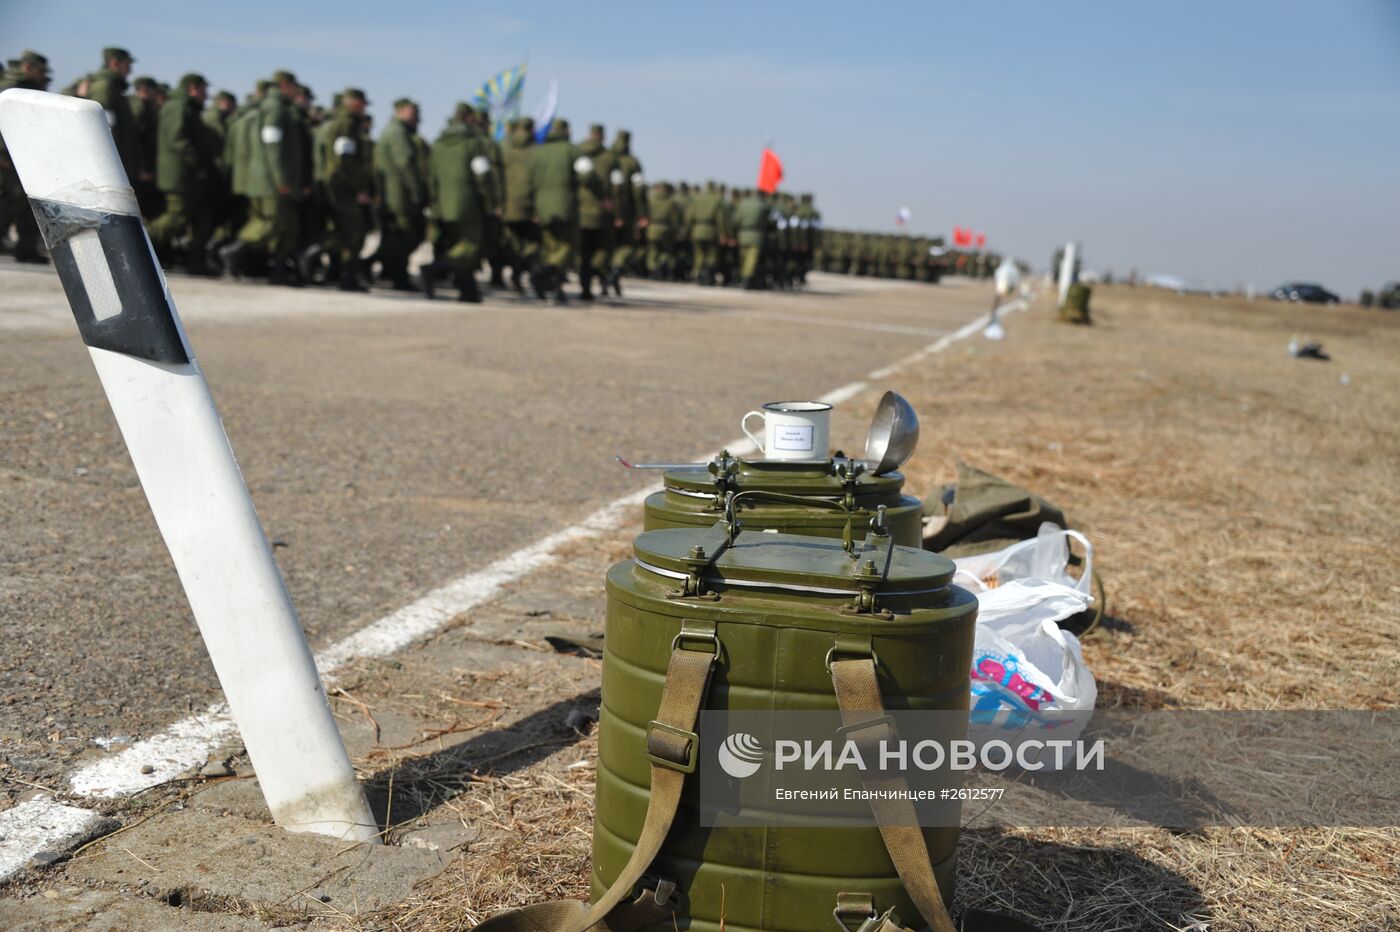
[2,288,1037,884]
[0,797,115,883]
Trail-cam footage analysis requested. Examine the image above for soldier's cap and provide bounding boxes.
[20,50,50,74]
[519,116,535,130]
[589,122,604,137]
[178,73,207,90]
[255,79,271,93]
[553,117,570,133]
[393,96,417,109]
[157,83,170,95]
[103,47,134,63]
[452,101,474,120]
[214,90,236,103]
[271,69,297,85]
[342,87,369,104]
[298,84,314,99]
[132,75,156,90]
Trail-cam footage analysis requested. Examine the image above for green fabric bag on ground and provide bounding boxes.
[923,462,1104,636]
[923,461,1068,557]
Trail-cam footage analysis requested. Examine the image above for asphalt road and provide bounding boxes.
[0,259,993,800]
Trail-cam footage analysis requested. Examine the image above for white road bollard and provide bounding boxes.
[1057,240,1078,309]
[0,89,379,844]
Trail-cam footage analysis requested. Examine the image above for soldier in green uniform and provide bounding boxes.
[423,102,491,302]
[374,97,428,290]
[796,193,820,282]
[735,188,768,289]
[315,88,374,291]
[526,117,583,305]
[221,70,306,285]
[644,181,680,281]
[223,80,267,256]
[0,51,51,263]
[129,76,163,219]
[148,73,217,273]
[200,90,236,257]
[608,129,643,289]
[290,84,322,281]
[683,180,725,285]
[574,123,614,301]
[475,112,507,290]
[500,116,537,294]
[86,48,140,183]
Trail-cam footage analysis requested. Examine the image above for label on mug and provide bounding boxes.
[773,426,815,452]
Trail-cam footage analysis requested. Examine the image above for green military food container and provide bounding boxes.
[594,504,977,931]
[643,452,925,548]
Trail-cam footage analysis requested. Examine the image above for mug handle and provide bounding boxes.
[741,410,765,454]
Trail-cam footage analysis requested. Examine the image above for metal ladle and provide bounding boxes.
[864,390,919,475]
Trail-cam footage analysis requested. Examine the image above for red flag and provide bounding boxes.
[975,232,986,249]
[953,227,971,247]
[757,148,783,193]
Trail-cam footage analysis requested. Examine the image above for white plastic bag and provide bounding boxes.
[957,524,1098,743]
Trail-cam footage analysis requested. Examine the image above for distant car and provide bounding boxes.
[1271,283,1339,304]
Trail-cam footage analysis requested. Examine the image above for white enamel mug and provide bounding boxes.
[741,401,832,460]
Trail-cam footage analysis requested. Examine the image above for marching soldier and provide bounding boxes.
[526,117,582,305]
[129,76,163,218]
[574,123,614,301]
[316,88,374,291]
[86,48,140,183]
[608,129,644,291]
[0,51,51,263]
[424,102,491,302]
[374,97,429,290]
[645,181,680,281]
[683,180,725,285]
[148,73,217,274]
[220,69,305,285]
[735,187,767,289]
[475,112,507,290]
[501,116,537,294]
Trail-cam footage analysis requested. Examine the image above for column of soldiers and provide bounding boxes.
[2,46,993,299]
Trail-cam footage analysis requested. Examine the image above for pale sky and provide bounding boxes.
[4,0,1398,296]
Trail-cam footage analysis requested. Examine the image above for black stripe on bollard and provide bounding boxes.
[29,198,189,365]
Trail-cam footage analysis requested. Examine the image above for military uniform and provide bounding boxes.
[129,76,163,218]
[526,118,581,304]
[476,114,507,288]
[316,88,374,290]
[86,48,140,183]
[735,189,767,288]
[683,181,726,285]
[608,130,644,285]
[500,117,537,292]
[645,182,680,280]
[148,74,217,272]
[574,124,614,300]
[225,71,307,283]
[425,102,491,302]
[0,51,51,262]
[374,98,429,289]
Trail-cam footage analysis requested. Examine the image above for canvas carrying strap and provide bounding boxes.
[477,645,959,932]
[474,642,717,932]
[830,657,958,932]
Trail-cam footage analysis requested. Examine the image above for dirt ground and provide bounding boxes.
[372,286,1400,931]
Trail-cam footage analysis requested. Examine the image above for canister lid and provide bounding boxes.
[632,525,954,596]
[663,455,904,499]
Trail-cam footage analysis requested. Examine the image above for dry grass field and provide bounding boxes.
[236,285,1400,930]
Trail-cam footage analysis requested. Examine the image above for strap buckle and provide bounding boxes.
[645,720,699,773]
[836,713,899,750]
